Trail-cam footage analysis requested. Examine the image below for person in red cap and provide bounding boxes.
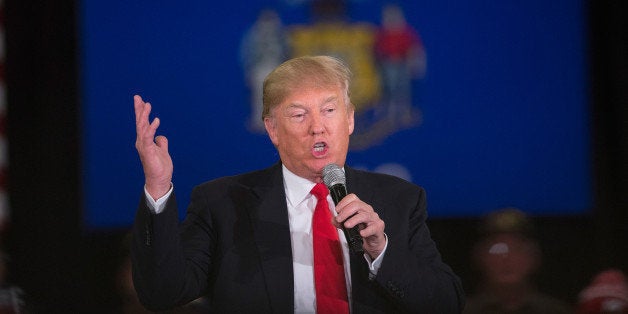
[464,208,572,314]
[577,268,628,314]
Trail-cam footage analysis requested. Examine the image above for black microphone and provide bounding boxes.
[322,163,364,254]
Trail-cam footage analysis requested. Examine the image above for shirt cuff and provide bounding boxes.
[143,184,174,214]
[363,233,388,279]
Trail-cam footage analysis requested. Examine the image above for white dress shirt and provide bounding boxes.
[144,165,387,313]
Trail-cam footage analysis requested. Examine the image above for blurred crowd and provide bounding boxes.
[103,208,628,313]
[0,208,625,313]
[464,208,628,314]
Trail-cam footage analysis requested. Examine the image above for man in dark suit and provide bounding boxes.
[132,55,464,313]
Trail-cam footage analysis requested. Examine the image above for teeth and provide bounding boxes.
[314,143,325,152]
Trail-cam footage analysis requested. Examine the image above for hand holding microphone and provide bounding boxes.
[322,164,387,258]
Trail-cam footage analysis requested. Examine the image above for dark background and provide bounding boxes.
[4,0,627,312]
[80,0,592,226]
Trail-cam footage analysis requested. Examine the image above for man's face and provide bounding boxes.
[264,84,354,182]
[477,234,538,287]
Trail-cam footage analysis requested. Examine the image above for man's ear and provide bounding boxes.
[347,104,355,135]
[264,117,279,146]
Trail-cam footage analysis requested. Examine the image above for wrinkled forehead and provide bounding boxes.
[274,79,345,107]
[288,73,345,91]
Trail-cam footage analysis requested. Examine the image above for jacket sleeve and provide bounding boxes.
[130,187,213,311]
[369,184,465,313]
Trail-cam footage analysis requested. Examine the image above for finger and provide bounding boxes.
[133,95,145,123]
[342,211,370,229]
[142,102,153,126]
[337,200,373,224]
[137,104,157,143]
[149,116,161,134]
[359,220,385,239]
[334,194,360,219]
[134,96,153,130]
[155,135,168,151]
[336,193,358,209]
[135,101,152,134]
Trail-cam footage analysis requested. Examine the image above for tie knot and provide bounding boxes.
[310,183,329,201]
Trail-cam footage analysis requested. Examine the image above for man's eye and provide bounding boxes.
[290,113,306,121]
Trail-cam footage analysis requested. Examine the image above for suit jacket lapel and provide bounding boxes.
[246,163,294,313]
[345,166,373,204]
[345,167,386,313]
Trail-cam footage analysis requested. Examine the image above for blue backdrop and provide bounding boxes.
[81,0,590,229]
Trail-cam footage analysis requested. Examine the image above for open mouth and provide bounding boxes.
[312,142,329,157]
[313,142,327,152]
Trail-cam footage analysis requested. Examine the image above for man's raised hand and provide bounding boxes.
[134,95,173,200]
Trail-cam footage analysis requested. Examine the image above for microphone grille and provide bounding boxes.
[322,164,345,187]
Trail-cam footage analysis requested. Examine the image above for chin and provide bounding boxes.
[315,158,338,168]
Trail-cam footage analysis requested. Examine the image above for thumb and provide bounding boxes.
[155,135,169,150]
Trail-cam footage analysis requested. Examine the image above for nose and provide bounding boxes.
[309,112,325,135]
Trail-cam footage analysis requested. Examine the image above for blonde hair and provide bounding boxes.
[262,55,352,121]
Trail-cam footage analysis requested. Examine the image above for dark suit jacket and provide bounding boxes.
[131,163,464,313]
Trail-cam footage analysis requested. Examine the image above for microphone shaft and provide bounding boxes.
[328,183,364,254]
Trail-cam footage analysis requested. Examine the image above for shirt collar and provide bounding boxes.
[281,164,347,207]
[282,165,316,208]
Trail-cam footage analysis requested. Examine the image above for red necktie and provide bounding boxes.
[311,183,349,314]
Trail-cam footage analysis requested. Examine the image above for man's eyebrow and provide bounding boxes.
[282,103,307,115]
[322,95,338,105]
[285,103,307,110]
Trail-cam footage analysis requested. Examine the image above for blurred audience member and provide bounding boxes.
[577,268,628,314]
[0,250,27,313]
[463,208,572,314]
